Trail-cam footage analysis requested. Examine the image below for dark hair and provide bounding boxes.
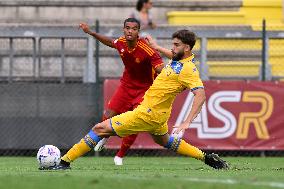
[172,30,196,50]
[136,0,149,11]
[124,17,141,29]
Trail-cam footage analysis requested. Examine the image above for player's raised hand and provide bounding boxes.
[79,23,91,34]
[145,35,173,59]
[145,35,158,49]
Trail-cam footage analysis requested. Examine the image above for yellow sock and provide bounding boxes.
[61,139,91,162]
[177,140,205,161]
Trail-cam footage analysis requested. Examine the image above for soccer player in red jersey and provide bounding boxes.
[79,18,164,165]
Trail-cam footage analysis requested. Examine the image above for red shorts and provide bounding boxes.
[107,84,148,114]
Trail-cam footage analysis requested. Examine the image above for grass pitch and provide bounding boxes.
[0,157,283,189]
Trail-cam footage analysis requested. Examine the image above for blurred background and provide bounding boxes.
[0,0,283,157]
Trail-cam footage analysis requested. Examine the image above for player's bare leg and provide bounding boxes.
[51,119,115,170]
[94,109,119,152]
[152,134,229,170]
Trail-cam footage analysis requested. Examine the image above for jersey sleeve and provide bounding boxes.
[178,63,204,91]
[150,50,164,69]
[112,38,120,49]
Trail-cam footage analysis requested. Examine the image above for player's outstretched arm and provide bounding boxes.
[79,22,114,48]
[173,88,206,134]
[145,35,173,59]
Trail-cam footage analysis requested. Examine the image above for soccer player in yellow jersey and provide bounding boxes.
[51,29,229,170]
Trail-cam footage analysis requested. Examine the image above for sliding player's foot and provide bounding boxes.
[114,156,123,165]
[51,160,71,170]
[94,138,108,152]
[204,153,229,170]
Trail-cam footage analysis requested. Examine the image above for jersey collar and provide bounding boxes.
[179,53,195,64]
[125,38,140,53]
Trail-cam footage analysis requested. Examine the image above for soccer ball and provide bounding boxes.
[36,145,61,168]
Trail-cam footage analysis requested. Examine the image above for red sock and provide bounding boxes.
[116,134,138,158]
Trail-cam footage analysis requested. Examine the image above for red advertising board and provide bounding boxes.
[104,79,284,150]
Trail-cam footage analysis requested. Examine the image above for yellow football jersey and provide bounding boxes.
[140,54,204,123]
[111,54,204,137]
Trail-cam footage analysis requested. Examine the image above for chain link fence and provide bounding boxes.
[0,23,283,157]
[0,32,102,156]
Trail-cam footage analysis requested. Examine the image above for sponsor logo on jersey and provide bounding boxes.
[171,61,183,74]
[115,121,122,126]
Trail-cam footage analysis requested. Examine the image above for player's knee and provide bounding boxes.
[91,123,104,136]
[92,122,112,137]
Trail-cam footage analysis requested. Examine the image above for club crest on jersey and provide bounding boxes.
[121,49,124,53]
[135,58,140,63]
[171,61,183,74]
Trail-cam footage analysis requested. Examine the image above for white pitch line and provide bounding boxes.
[183,177,284,189]
[110,175,284,189]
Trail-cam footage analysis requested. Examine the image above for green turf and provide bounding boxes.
[0,157,283,189]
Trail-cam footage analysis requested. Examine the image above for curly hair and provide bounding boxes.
[172,30,196,50]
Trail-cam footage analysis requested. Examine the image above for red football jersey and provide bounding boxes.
[112,37,163,89]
